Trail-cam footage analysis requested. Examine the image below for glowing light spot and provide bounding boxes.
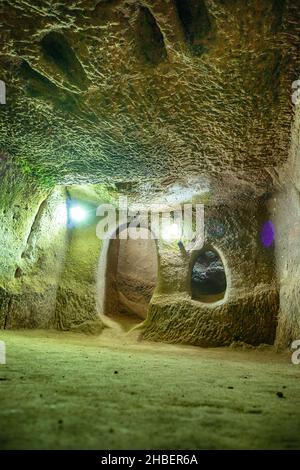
[161,223,182,241]
[261,221,275,247]
[70,205,87,223]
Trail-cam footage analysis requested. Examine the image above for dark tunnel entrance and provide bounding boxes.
[104,227,157,329]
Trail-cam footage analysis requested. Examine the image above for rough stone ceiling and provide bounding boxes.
[0,0,300,201]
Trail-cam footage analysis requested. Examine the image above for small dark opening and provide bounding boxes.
[174,0,212,55]
[40,32,88,89]
[136,6,167,65]
[191,248,227,303]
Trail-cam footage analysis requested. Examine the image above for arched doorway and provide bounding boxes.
[104,227,158,329]
[191,247,227,303]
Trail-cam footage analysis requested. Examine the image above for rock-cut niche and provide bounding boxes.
[191,248,227,303]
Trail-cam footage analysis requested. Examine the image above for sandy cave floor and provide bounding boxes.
[0,329,300,450]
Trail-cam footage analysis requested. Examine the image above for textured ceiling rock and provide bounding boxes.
[0,0,300,201]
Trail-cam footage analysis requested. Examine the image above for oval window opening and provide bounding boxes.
[191,248,227,303]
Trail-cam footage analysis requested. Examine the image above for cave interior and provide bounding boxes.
[1,0,300,451]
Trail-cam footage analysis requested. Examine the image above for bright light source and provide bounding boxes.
[69,205,87,223]
[161,222,182,242]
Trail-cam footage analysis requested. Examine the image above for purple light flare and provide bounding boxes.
[260,220,275,248]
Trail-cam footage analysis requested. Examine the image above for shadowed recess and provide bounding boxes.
[191,248,227,302]
[136,6,167,65]
[174,0,213,55]
[40,32,88,90]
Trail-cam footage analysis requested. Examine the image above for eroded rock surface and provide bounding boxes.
[1,0,299,202]
[1,1,300,347]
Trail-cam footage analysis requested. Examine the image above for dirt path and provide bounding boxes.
[0,330,299,449]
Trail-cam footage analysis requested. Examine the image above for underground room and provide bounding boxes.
[0,0,300,456]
